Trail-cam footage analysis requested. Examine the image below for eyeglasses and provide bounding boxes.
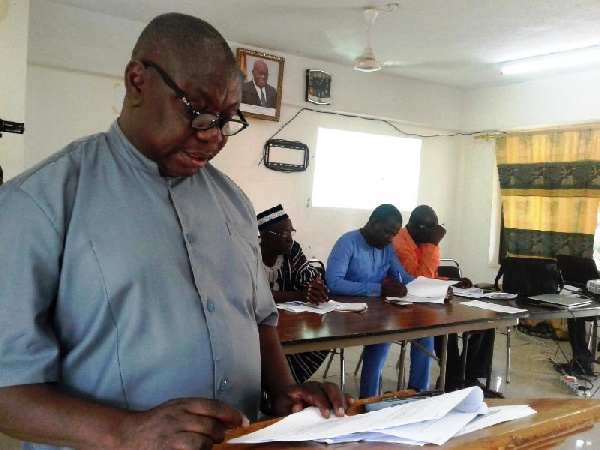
[141,60,249,136]
[264,229,296,239]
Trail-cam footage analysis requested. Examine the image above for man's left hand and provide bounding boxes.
[457,277,473,288]
[271,381,353,418]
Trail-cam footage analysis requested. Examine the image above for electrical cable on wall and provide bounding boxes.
[259,107,504,168]
[0,118,25,138]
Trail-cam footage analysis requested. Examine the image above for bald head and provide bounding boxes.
[132,13,238,79]
[408,205,436,225]
[252,59,269,88]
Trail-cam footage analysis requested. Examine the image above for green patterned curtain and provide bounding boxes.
[496,129,600,258]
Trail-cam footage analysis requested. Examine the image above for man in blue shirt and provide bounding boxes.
[326,204,417,398]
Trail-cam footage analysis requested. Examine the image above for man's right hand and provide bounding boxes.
[381,281,408,298]
[118,398,248,450]
[428,224,447,246]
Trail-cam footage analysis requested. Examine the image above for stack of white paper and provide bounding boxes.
[277,300,367,314]
[452,287,518,300]
[228,387,536,446]
[391,276,458,304]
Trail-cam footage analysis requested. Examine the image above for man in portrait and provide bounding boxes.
[242,59,277,108]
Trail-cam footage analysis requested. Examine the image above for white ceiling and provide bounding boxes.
[47,0,600,90]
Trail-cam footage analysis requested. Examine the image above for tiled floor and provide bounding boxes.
[313,325,600,448]
[2,326,599,449]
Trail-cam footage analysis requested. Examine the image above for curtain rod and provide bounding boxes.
[474,121,600,140]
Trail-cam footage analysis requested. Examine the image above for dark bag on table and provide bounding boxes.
[494,257,563,297]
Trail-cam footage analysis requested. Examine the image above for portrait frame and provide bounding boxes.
[306,69,332,105]
[237,48,285,122]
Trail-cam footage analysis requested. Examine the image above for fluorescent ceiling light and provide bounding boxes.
[500,45,600,75]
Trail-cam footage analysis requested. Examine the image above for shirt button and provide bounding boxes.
[219,378,229,391]
[207,299,215,312]
[186,233,194,243]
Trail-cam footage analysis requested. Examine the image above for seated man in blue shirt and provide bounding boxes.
[325,204,416,398]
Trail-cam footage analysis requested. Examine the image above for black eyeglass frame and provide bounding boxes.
[140,60,249,136]
[264,229,296,239]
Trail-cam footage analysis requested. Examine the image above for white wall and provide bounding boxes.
[463,70,600,131]
[0,0,29,180]
[25,66,122,166]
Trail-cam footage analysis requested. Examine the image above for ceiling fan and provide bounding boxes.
[354,4,400,72]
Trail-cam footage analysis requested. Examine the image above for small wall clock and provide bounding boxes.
[306,69,332,105]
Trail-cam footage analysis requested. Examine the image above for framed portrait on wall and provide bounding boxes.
[237,48,285,121]
[306,69,332,105]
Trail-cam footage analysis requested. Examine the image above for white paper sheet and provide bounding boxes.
[276,300,367,314]
[230,387,483,444]
[385,297,413,306]
[229,387,536,446]
[456,405,536,436]
[460,299,528,314]
[452,287,518,300]
[451,287,485,298]
[385,277,458,304]
[407,276,458,297]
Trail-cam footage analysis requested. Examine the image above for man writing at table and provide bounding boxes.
[0,13,349,450]
[326,204,415,398]
[393,205,495,392]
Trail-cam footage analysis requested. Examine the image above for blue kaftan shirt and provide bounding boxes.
[326,229,413,296]
[0,122,277,449]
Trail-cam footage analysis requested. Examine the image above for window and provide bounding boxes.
[311,128,421,210]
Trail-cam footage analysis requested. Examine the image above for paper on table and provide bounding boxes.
[319,431,424,445]
[276,302,333,314]
[327,300,368,312]
[276,300,367,314]
[385,297,412,306]
[372,410,479,445]
[460,299,527,314]
[484,292,518,300]
[452,287,518,300]
[229,387,484,444]
[388,276,458,304]
[403,294,445,304]
[321,405,534,446]
[451,287,485,298]
[407,276,457,297]
[456,405,536,436]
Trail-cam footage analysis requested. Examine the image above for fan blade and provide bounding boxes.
[383,60,476,70]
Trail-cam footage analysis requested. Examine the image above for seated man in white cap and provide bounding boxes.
[257,204,329,383]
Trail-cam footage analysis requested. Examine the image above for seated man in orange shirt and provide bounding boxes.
[393,205,495,392]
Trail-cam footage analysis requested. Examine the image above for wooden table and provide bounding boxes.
[278,296,522,353]
[219,395,600,449]
[277,296,523,389]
